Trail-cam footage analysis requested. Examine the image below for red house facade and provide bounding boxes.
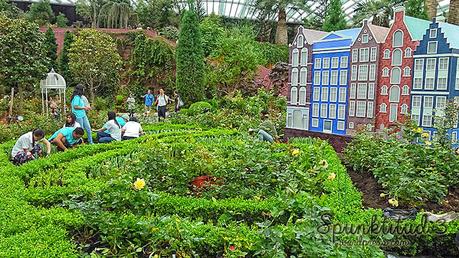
[375,7,431,130]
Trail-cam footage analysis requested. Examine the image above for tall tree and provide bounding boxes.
[353,0,401,27]
[27,0,54,26]
[322,0,347,32]
[0,0,22,18]
[0,15,48,104]
[69,29,122,101]
[406,0,429,20]
[136,0,179,29]
[76,0,104,28]
[176,10,205,104]
[100,0,132,28]
[55,12,69,27]
[58,31,75,86]
[44,27,57,70]
[254,0,309,45]
[449,0,459,25]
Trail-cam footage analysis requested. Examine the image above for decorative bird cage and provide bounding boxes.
[40,69,67,117]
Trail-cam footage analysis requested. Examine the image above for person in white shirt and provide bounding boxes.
[11,129,51,165]
[93,111,122,143]
[121,117,144,140]
[63,113,81,128]
[156,89,169,122]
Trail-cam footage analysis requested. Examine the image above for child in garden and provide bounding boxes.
[93,111,122,143]
[11,129,51,165]
[126,94,136,117]
[63,113,81,128]
[248,110,278,143]
[49,127,85,152]
[121,116,144,140]
[143,90,154,115]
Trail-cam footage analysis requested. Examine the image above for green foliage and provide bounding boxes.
[0,114,62,143]
[433,100,459,148]
[188,101,213,114]
[255,41,288,65]
[199,15,225,57]
[352,0,398,27]
[55,12,69,27]
[99,0,133,29]
[176,10,206,104]
[129,33,175,92]
[69,29,122,101]
[0,16,48,93]
[135,0,179,29]
[44,27,57,70]
[0,0,22,18]
[57,31,75,86]
[322,0,347,32]
[27,0,54,26]
[406,0,429,20]
[158,25,179,40]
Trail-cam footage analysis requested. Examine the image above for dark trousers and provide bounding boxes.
[122,136,137,141]
[158,106,166,121]
[97,131,115,143]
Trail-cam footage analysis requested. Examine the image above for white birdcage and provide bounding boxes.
[40,68,67,116]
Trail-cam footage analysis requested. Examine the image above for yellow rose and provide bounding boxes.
[319,159,329,169]
[421,132,430,139]
[415,127,423,134]
[425,141,432,146]
[291,149,300,156]
[388,198,399,207]
[379,193,386,198]
[327,172,336,180]
[133,178,146,190]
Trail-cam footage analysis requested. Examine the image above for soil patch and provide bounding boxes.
[347,167,459,212]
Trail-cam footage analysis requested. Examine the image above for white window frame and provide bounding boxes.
[452,132,457,143]
[390,67,401,85]
[314,71,321,85]
[349,122,354,129]
[330,70,338,85]
[323,120,332,132]
[380,103,387,113]
[292,49,299,67]
[401,104,408,114]
[381,85,388,95]
[338,88,346,103]
[339,70,347,85]
[359,48,369,62]
[383,49,390,59]
[368,83,375,100]
[340,56,348,68]
[367,102,374,118]
[430,29,437,38]
[338,104,346,119]
[331,57,339,68]
[352,49,358,62]
[330,87,338,102]
[321,103,328,118]
[323,58,330,69]
[300,48,308,65]
[329,104,337,119]
[356,101,366,117]
[382,68,389,77]
[290,87,298,104]
[357,83,367,99]
[351,65,358,81]
[393,30,403,47]
[337,121,345,131]
[392,49,402,66]
[350,83,356,99]
[369,64,376,81]
[299,87,306,105]
[313,87,320,101]
[314,58,322,69]
[403,67,411,77]
[321,87,329,102]
[349,100,355,116]
[322,70,330,85]
[300,68,307,86]
[427,41,438,54]
[402,85,409,95]
[389,85,400,103]
[291,68,299,86]
[362,34,369,43]
[412,96,422,108]
[312,103,319,117]
[312,118,319,127]
[422,114,433,127]
[370,47,377,61]
[358,65,368,81]
[405,48,412,58]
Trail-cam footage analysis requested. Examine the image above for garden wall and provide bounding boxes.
[285,128,353,153]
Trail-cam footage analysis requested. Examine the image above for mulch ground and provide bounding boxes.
[347,168,459,212]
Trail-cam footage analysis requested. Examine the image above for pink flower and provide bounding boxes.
[229,245,235,251]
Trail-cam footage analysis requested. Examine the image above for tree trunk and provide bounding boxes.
[450,0,459,25]
[275,8,288,45]
[425,0,438,20]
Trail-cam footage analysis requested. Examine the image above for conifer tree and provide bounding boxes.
[322,0,347,32]
[44,27,57,70]
[58,31,75,85]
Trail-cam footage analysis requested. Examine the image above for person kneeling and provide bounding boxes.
[11,129,51,165]
[49,127,85,151]
[93,111,122,143]
[248,110,278,143]
[121,117,144,140]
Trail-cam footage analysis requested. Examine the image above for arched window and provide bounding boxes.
[403,67,411,76]
[390,67,401,84]
[291,68,298,86]
[392,49,402,66]
[299,68,307,86]
[381,85,388,95]
[402,85,409,95]
[292,49,299,67]
[380,103,387,113]
[389,85,400,103]
[384,49,390,59]
[297,35,304,48]
[405,48,412,57]
[300,48,308,65]
[290,87,298,104]
[382,67,389,77]
[393,30,403,47]
[299,87,306,105]
[401,104,408,114]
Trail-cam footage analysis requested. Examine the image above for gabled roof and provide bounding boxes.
[368,24,389,43]
[404,16,432,41]
[438,21,459,49]
[302,28,328,44]
[333,28,361,42]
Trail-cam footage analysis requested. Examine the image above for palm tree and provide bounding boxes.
[254,0,309,45]
[449,0,459,25]
[353,0,402,27]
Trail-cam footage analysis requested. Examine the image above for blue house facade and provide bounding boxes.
[309,28,360,135]
[411,20,459,144]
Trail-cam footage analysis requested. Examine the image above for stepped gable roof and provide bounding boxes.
[438,21,459,49]
[404,16,432,41]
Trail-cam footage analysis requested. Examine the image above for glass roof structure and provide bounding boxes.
[12,0,452,24]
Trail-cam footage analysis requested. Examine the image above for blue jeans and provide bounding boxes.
[97,131,115,143]
[76,115,93,144]
[258,129,274,143]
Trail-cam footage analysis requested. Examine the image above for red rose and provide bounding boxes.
[229,245,235,251]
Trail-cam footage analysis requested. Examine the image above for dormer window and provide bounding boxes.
[427,42,438,54]
[429,29,437,38]
[362,34,369,43]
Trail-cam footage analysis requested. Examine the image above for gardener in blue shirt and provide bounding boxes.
[143,89,155,115]
[49,127,85,152]
[71,84,93,144]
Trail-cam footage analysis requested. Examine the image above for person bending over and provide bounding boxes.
[248,110,278,143]
[93,111,122,143]
[11,129,51,165]
[121,116,144,140]
[49,127,85,151]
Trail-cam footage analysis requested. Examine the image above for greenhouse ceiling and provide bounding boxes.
[12,0,451,24]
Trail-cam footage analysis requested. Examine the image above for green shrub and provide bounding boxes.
[188,101,213,114]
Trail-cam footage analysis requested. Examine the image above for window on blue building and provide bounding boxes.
[313,87,320,101]
[329,104,337,118]
[427,42,438,54]
[321,88,329,102]
[436,96,447,110]
[331,57,339,68]
[337,121,345,131]
[393,30,403,47]
[339,71,347,85]
[412,96,422,108]
[412,114,420,126]
[331,71,338,85]
[321,104,328,118]
[312,118,319,127]
[338,105,346,119]
[323,58,330,69]
[338,88,347,103]
[314,58,321,69]
[312,103,319,117]
[314,71,321,85]
[330,87,338,102]
[324,120,332,132]
[340,56,348,68]
[429,29,437,39]
[422,114,433,127]
[322,70,329,85]
[452,132,457,143]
